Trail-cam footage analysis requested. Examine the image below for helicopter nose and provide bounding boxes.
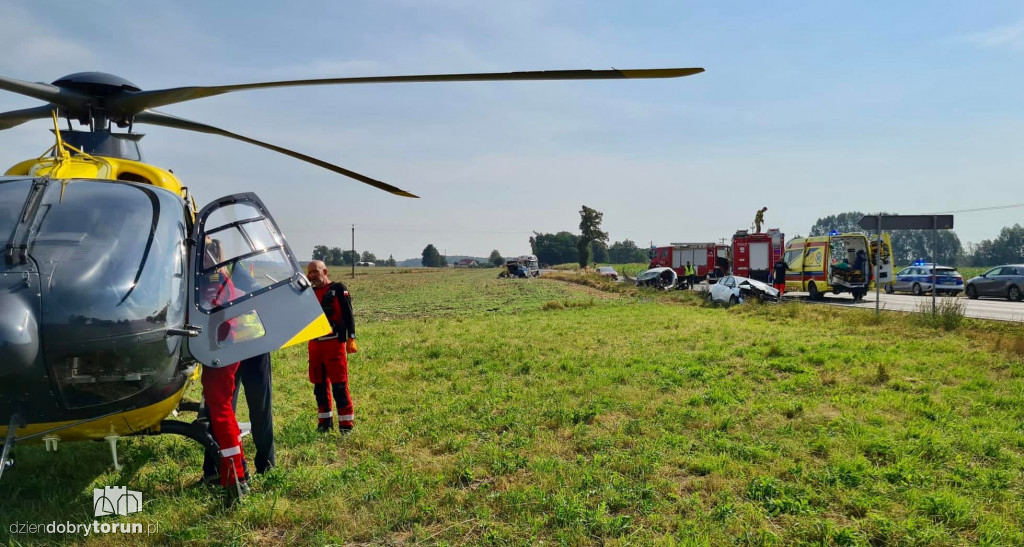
[0,292,40,372]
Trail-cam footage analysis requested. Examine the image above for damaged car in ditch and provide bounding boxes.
[635,267,677,290]
[707,275,780,304]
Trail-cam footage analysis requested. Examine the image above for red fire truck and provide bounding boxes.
[731,228,784,283]
[648,242,732,280]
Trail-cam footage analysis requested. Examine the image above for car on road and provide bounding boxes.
[965,264,1024,301]
[885,263,964,296]
[707,275,779,304]
[596,266,619,281]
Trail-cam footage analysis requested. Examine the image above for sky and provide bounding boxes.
[1,1,1022,261]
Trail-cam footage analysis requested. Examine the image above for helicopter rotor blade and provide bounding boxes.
[0,105,58,130]
[134,110,419,198]
[111,68,705,114]
[0,75,89,110]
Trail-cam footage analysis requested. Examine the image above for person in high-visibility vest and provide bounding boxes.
[306,260,358,433]
[683,261,696,290]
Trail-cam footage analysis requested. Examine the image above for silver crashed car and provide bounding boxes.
[635,267,677,289]
[707,275,780,304]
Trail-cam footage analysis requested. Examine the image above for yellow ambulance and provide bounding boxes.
[782,232,893,300]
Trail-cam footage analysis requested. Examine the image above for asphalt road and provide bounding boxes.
[555,272,1024,322]
[782,290,1024,322]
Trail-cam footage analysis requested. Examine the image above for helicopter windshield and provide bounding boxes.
[0,179,32,246]
[28,180,188,408]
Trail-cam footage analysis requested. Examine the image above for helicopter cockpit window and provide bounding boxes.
[58,131,143,162]
[28,180,189,409]
[0,179,31,244]
[197,203,294,313]
[204,202,262,232]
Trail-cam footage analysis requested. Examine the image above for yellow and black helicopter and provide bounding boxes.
[0,66,703,476]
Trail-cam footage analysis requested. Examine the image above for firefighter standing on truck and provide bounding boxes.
[754,207,768,233]
[306,260,358,433]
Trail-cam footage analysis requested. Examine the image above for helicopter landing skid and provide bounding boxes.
[104,435,123,471]
[0,413,24,480]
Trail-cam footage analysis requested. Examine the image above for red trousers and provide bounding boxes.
[773,281,785,294]
[201,362,247,487]
[309,338,353,427]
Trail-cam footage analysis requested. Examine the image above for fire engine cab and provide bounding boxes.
[648,242,731,282]
[731,228,784,283]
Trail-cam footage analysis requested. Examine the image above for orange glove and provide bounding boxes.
[346,338,358,354]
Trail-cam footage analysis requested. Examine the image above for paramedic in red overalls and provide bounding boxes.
[306,260,358,433]
[198,238,250,501]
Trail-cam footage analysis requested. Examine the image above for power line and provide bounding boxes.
[930,202,1024,215]
[289,224,534,235]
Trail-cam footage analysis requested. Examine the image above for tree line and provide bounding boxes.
[312,246,397,266]
[528,205,648,266]
[809,212,1024,266]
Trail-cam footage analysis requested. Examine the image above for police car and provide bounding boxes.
[884,262,964,296]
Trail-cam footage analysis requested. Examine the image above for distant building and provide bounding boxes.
[454,258,478,268]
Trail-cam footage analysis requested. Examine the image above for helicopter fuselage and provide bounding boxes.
[1,157,198,443]
[0,144,331,457]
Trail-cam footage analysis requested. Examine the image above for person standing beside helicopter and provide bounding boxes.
[197,238,250,501]
[200,254,276,483]
[306,260,358,433]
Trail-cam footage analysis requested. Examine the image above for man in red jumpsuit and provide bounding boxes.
[198,238,250,503]
[306,260,358,433]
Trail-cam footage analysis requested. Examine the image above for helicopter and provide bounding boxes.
[0,66,704,477]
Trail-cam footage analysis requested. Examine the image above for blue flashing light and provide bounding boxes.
[828,230,839,236]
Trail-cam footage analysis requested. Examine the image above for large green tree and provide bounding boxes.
[489,250,504,267]
[590,241,609,263]
[312,245,330,262]
[532,231,578,266]
[328,247,345,266]
[809,212,867,236]
[384,254,397,267]
[360,251,378,263]
[608,239,650,264]
[421,244,444,267]
[967,224,1024,266]
[577,205,609,268]
[890,231,963,266]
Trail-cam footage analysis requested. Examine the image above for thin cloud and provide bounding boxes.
[0,6,94,76]
[956,21,1024,49]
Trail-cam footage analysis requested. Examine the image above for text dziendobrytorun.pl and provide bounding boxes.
[9,521,157,536]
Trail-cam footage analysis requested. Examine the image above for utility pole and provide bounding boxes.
[351,224,355,279]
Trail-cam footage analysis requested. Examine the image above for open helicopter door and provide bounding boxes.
[187,193,330,367]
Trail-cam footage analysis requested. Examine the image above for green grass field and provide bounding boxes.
[2,267,1024,545]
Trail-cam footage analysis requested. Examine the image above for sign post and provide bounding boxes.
[876,215,881,315]
[857,214,954,316]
